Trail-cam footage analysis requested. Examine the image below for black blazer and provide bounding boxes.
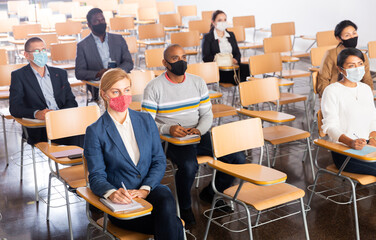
[202,28,241,64]
[9,64,77,119]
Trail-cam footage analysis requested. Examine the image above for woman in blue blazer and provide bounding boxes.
[84,68,184,240]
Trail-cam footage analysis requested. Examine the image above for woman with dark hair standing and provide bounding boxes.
[321,48,376,176]
[202,10,249,85]
[317,20,373,97]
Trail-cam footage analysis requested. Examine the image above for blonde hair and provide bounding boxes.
[99,68,131,108]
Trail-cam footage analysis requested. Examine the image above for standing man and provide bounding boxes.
[142,44,245,226]
[75,8,134,102]
[9,37,81,146]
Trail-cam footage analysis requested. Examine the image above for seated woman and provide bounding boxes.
[202,10,250,85]
[317,20,373,97]
[84,68,184,239]
[321,48,376,176]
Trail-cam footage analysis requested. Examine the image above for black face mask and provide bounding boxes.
[92,23,107,35]
[341,36,358,48]
[166,60,187,76]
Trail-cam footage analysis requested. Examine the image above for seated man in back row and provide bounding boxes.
[142,44,245,225]
[9,37,83,147]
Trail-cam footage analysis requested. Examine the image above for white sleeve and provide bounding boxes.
[321,86,343,142]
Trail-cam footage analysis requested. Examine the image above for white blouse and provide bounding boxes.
[321,82,376,143]
[214,30,232,54]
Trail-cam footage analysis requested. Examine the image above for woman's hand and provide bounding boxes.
[128,189,149,199]
[232,58,238,64]
[369,138,376,147]
[186,128,201,136]
[350,138,367,150]
[108,188,133,204]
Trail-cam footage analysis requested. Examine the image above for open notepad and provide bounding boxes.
[163,134,200,141]
[100,198,143,212]
[22,118,45,123]
[344,145,376,156]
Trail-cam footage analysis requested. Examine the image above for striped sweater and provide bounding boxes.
[142,72,213,135]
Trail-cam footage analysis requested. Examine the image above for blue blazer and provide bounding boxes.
[84,109,166,197]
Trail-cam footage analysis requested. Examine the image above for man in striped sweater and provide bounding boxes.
[142,44,245,225]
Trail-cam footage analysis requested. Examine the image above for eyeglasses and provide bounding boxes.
[26,49,47,53]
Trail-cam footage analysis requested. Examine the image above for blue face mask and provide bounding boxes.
[32,51,48,67]
[342,66,365,83]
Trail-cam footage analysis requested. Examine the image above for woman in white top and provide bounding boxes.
[202,10,249,84]
[321,48,376,175]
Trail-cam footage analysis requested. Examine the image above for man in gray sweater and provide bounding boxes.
[142,44,245,225]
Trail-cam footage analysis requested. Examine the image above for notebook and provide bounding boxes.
[22,118,45,123]
[344,145,376,156]
[50,148,83,158]
[100,198,143,212]
[163,134,200,141]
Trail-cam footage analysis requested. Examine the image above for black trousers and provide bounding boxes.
[109,185,184,240]
[219,63,250,85]
[332,151,376,176]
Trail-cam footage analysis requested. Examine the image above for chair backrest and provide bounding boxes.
[129,70,155,95]
[45,105,100,140]
[211,118,264,158]
[188,20,210,35]
[50,42,77,61]
[0,64,26,86]
[159,13,181,28]
[55,21,82,36]
[227,26,246,42]
[144,48,164,68]
[271,22,295,37]
[316,30,338,47]
[368,41,376,59]
[0,18,19,33]
[124,36,138,54]
[81,28,91,39]
[239,77,280,106]
[13,24,41,40]
[27,33,58,49]
[310,45,336,67]
[138,23,165,40]
[232,15,255,29]
[317,110,325,138]
[117,3,138,17]
[248,52,282,76]
[201,10,214,22]
[137,0,157,8]
[186,62,219,84]
[312,71,318,95]
[177,5,197,17]
[137,7,159,22]
[170,31,199,48]
[109,17,135,31]
[156,1,175,13]
[263,35,292,54]
[0,49,8,65]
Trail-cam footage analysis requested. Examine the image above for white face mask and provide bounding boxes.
[215,21,228,32]
[342,66,365,82]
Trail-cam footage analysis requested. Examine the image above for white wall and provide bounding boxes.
[172,0,376,51]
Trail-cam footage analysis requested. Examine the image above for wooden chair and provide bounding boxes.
[188,20,210,38]
[27,33,58,50]
[11,23,42,60]
[109,17,134,36]
[309,45,336,72]
[316,30,338,47]
[0,49,8,65]
[0,18,19,38]
[307,110,376,240]
[237,78,314,178]
[227,26,263,56]
[170,31,200,60]
[203,118,310,240]
[117,3,138,17]
[124,36,138,66]
[156,1,175,13]
[177,5,197,18]
[159,13,182,33]
[137,23,166,49]
[35,105,100,240]
[50,42,76,63]
[136,7,159,25]
[201,10,214,22]
[232,15,262,43]
[144,47,165,76]
[263,35,300,64]
[129,70,155,111]
[368,41,376,59]
[55,21,82,42]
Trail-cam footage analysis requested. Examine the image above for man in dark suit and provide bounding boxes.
[9,37,81,146]
[75,8,134,101]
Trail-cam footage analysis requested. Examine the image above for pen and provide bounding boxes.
[353,133,360,139]
[177,122,182,126]
[121,181,127,191]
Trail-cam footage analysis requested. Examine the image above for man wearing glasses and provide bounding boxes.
[9,37,82,146]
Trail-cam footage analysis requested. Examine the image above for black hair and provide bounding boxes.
[337,48,364,69]
[334,20,357,39]
[86,8,103,25]
[163,44,182,60]
[24,37,44,51]
[210,10,226,29]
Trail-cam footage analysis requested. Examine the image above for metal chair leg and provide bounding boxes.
[349,180,360,240]
[306,138,315,180]
[64,183,74,240]
[195,164,201,188]
[46,173,53,221]
[300,198,310,240]
[203,195,220,240]
[2,116,9,166]
[31,146,39,202]
[307,170,322,207]
[20,138,24,181]
[304,101,311,133]
[272,145,278,167]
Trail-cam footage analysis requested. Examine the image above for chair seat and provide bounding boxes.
[212,104,237,118]
[263,125,310,145]
[209,90,223,99]
[239,42,263,50]
[224,182,305,211]
[278,79,294,86]
[292,51,310,58]
[137,40,165,46]
[326,164,376,185]
[134,20,156,25]
[0,90,9,99]
[271,92,307,105]
[185,49,198,56]
[110,31,131,36]
[281,55,300,63]
[97,217,153,240]
[59,164,86,188]
[129,101,141,111]
[309,67,320,72]
[197,155,214,165]
[165,27,181,32]
[237,109,295,123]
[281,69,311,79]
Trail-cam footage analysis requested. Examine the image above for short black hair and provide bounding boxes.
[210,10,226,29]
[334,20,357,38]
[24,37,44,52]
[163,44,183,60]
[337,48,364,68]
[86,8,103,24]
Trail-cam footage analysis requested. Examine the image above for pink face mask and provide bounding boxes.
[108,94,132,112]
